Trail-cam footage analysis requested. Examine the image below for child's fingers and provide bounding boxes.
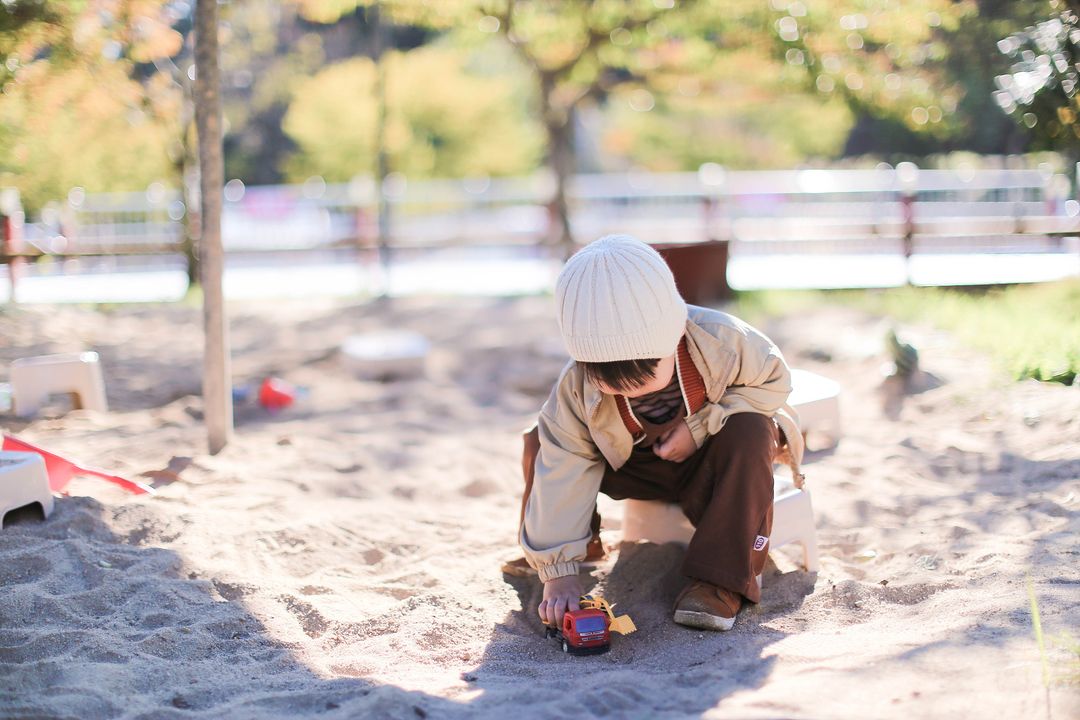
[538,599,550,625]
[553,596,569,625]
[653,436,671,460]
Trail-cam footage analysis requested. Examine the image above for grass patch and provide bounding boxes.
[730,279,1080,386]
[1029,579,1080,687]
[846,280,1080,385]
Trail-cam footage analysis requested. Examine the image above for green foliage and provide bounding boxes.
[480,0,723,126]
[0,62,175,211]
[767,0,1051,156]
[768,0,974,137]
[601,46,853,170]
[282,44,542,181]
[848,280,1080,385]
[289,0,471,27]
[732,281,1080,386]
[0,0,82,85]
[0,0,184,211]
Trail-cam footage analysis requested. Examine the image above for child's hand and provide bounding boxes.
[539,575,583,627]
[653,421,695,462]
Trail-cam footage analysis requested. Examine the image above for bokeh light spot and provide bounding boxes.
[678,78,700,96]
[629,89,655,112]
[146,182,167,205]
[302,176,326,199]
[698,162,726,187]
[224,178,246,202]
[610,27,632,46]
[777,16,799,42]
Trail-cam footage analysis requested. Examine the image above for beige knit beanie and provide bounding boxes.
[555,234,687,362]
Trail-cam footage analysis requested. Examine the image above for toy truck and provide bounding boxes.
[545,607,611,655]
[544,595,636,655]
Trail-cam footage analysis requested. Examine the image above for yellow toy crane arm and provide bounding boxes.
[579,594,637,635]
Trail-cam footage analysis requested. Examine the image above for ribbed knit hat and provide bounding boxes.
[555,234,687,362]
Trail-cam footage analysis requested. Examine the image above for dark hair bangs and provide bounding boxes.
[581,358,661,393]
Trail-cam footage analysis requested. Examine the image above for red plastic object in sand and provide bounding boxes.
[2,433,154,495]
[258,377,296,410]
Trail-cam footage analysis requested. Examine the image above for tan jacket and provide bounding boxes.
[520,305,804,582]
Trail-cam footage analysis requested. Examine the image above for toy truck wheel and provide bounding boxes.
[562,639,569,654]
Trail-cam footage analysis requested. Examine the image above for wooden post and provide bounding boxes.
[897,162,919,286]
[1,189,24,304]
[194,0,232,454]
[901,191,915,286]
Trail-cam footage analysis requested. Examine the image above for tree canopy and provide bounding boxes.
[0,0,183,211]
[282,43,542,181]
[0,0,1072,213]
[994,1,1080,154]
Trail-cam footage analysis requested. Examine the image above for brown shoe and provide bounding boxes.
[673,581,742,631]
[500,537,609,577]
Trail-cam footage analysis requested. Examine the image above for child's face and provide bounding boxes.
[595,353,676,398]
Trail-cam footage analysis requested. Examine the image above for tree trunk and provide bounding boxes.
[194,0,232,454]
[547,116,575,258]
[373,1,392,288]
[540,72,575,258]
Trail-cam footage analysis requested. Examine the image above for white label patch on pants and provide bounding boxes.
[753,535,769,551]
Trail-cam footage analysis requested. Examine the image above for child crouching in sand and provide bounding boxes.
[511,234,804,631]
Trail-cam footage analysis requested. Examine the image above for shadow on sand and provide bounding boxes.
[0,495,817,719]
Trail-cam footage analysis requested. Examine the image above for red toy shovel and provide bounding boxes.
[2,433,154,495]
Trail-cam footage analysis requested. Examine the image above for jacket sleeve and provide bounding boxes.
[683,321,793,448]
[518,379,604,583]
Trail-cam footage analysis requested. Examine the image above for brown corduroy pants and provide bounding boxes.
[520,412,777,603]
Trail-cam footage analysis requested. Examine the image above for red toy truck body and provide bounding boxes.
[544,608,611,655]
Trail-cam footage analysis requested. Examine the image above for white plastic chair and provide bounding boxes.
[620,474,819,572]
[0,451,53,528]
[789,368,841,447]
[10,352,108,417]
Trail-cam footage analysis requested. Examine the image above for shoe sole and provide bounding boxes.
[673,610,736,632]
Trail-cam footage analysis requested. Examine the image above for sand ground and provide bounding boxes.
[0,294,1077,719]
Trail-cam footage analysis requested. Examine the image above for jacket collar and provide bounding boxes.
[610,337,706,443]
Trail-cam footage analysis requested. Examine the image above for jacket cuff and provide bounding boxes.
[685,412,708,448]
[537,561,580,583]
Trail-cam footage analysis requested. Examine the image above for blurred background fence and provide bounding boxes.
[4,164,1080,302]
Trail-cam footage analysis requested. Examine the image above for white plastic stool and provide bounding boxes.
[790,368,841,446]
[0,451,53,528]
[341,331,430,380]
[10,352,108,417]
[621,474,819,572]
